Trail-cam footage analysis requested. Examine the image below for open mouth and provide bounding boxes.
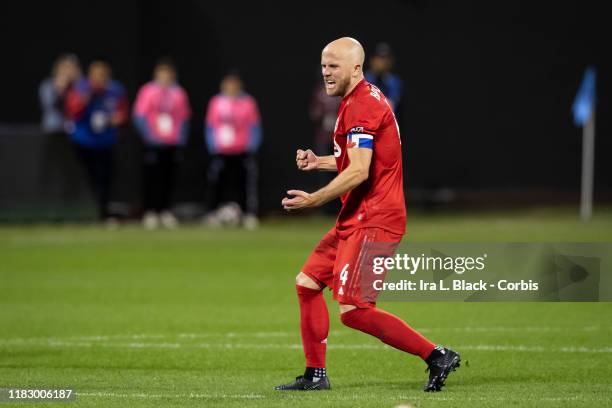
[325,79,336,89]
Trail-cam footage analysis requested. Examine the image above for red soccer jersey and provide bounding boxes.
[332,79,406,238]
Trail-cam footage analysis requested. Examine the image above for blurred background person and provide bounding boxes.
[365,42,403,114]
[65,60,128,223]
[133,58,191,230]
[204,72,262,230]
[39,54,81,136]
[309,80,341,215]
[309,81,340,156]
[38,54,82,216]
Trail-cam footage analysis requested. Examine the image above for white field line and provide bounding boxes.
[76,391,264,399]
[0,331,297,344]
[74,392,589,402]
[0,325,607,345]
[1,338,611,354]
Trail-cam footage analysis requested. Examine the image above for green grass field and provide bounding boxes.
[1,207,612,407]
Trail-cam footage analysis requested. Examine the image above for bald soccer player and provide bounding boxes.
[275,38,460,392]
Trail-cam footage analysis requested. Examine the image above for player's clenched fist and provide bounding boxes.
[296,149,318,171]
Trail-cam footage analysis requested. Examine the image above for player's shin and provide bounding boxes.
[340,307,435,360]
[296,285,329,378]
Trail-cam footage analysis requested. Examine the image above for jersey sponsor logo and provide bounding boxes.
[333,136,341,157]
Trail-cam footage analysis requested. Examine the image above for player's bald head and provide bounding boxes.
[322,37,365,67]
[320,37,365,97]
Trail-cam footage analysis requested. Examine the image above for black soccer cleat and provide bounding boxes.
[423,347,460,392]
[274,375,331,391]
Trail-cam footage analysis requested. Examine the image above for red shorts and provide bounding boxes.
[301,227,402,308]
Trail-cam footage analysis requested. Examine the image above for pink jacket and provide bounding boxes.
[205,93,261,155]
[133,82,191,146]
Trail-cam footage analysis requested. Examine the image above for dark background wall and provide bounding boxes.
[1,0,610,217]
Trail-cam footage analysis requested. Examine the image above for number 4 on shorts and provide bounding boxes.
[339,263,350,288]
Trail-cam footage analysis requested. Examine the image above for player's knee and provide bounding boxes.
[295,272,321,290]
[339,304,358,326]
[339,303,357,315]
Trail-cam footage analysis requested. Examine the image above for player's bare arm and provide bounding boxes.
[283,147,371,211]
[295,149,337,172]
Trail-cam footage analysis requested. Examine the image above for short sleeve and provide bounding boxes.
[343,98,385,149]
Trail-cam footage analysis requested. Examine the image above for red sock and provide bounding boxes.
[340,307,435,360]
[296,285,329,367]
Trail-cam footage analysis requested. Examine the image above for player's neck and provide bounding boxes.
[342,76,364,98]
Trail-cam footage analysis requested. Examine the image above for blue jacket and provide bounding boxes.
[66,79,128,148]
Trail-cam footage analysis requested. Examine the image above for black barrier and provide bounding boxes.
[2,1,612,222]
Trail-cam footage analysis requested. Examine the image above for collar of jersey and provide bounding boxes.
[342,78,367,102]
